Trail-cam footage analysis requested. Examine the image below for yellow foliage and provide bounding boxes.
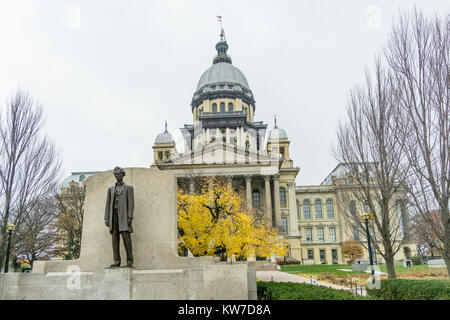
[178,176,288,259]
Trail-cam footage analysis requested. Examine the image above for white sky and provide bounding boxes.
[0,0,448,185]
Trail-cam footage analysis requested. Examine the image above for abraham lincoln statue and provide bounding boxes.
[104,166,134,267]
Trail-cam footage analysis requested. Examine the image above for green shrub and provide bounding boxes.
[21,262,31,272]
[276,257,301,265]
[366,279,450,300]
[411,255,422,265]
[257,281,367,300]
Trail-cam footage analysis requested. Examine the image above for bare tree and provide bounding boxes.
[54,184,85,260]
[13,196,58,267]
[412,210,443,260]
[0,89,61,266]
[333,60,409,278]
[385,9,450,276]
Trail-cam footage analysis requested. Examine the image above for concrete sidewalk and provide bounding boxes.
[256,270,367,296]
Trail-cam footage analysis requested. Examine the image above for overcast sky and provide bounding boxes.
[0,0,448,185]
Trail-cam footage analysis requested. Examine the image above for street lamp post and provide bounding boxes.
[361,213,375,284]
[4,222,15,273]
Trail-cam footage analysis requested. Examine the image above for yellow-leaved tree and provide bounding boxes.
[177,176,288,259]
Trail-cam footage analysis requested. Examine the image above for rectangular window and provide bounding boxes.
[303,201,311,220]
[317,227,324,242]
[332,249,338,262]
[396,200,405,238]
[319,249,326,263]
[306,228,312,243]
[329,227,336,242]
[315,200,323,219]
[281,217,288,234]
[307,249,314,260]
[369,225,375,239]
[371,248,378,264]
[353,226,360,240]
[326,200,334,219]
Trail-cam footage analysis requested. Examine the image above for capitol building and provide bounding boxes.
[62,30,416,265]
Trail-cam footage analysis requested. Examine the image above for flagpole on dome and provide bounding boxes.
[216,15,226,41]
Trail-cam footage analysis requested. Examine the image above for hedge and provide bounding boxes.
[366,279,450,300]
[257,281,367,300]
[275,257,301,265]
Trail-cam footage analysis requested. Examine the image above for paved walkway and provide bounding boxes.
[256,270,367,296]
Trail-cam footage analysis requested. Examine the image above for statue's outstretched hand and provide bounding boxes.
[105,221,109,227]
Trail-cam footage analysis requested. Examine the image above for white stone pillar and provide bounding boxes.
[227,175,233,188]
[287,182,300,236]
[245,175,252,209]
[264,175,272,223]
[273,174,282,229]
[189,179,195,194]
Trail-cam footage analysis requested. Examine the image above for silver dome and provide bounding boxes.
[269,127,288,140]
[155,131,174,144]
[196,62,250,91]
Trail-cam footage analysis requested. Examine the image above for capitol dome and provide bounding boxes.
[196,62,250,91]
[191,34,255,109]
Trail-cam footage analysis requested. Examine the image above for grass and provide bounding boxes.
[280,264,448,288]
[281,264,365,276]
[281,263,439,275]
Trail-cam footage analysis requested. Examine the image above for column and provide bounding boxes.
[226,175,233,188]
[273,174,282,229]
[245,175,252,209]
[264,175,272,223]
[287,182,300,236]
[189,179,195,194]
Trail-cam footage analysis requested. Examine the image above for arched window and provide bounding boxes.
[303,200,311,220]
[220,102,225,112]
[279,187,287,207]
[252,189,260,208]
[326,199,334,219]
[315,199,322,219]
[349,201,357,218]
[228,102,234,112]
[212,103,217,113]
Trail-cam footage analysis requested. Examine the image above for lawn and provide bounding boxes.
[281,264,365,276]
[280,264,448,288]
[281,263,437,275]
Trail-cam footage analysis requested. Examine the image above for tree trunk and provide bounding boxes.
[443,233,450,279]
[385,255,397,279]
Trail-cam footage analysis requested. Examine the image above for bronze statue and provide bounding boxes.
[104,167,134,267]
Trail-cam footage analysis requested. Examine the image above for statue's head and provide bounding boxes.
[113,166,125,182]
